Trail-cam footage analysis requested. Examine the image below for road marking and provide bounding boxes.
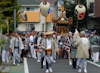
[87,60,100,68]
[24,58,29,73]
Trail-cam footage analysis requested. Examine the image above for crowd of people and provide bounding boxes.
[1,29,100,73]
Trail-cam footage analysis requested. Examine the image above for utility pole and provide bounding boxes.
[14,3,16,32]
[76,0,80,29]
[7,20,9,34]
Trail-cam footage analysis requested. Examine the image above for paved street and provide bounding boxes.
[27,58,100,73]
[0,58,100,73]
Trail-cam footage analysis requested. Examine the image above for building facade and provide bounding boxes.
[17,0,54,32]
[87,0,100,32]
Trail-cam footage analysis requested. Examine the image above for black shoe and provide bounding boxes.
[73,67,77,69]
[13,64,15,66]
[20,61,23,63]
[41,66,43,68]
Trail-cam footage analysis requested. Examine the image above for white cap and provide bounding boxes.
[69,31,72,34]
[80,31,85,35]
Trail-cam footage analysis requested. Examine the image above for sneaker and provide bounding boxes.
[17,63,20,66]
[7,60,9,63]
[43,61,45,65]
[29,55,31,57]
[49,67,53,72]
[69,61,72,65]
[9,57,11,60]
[13,62,16,66]
[53,60,56,63]
[78,69,82,73]
[34,57,37,59]
[84,69,87,73]
[37,60,41,62]
[46,69,49,73]
[2,61,5,63]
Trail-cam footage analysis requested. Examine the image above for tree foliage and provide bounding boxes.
[0,0,21,33]
[63,0,89,32]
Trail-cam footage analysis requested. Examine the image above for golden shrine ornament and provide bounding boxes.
[61,18,64,21]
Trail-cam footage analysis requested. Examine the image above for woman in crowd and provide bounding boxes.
[58,34,65,58]
[64,32,72,65]
[70,33,77,69]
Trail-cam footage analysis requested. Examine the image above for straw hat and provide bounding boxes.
[44,31,55,35]
[85,29,88,31]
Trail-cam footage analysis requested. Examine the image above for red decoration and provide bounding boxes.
[79,12,85,19]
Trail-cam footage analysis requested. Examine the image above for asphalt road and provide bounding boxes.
[27,58,100,73]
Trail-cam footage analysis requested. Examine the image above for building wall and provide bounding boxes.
[18,4,55,32]
[87,18,100,30]
[87,0,94,8]
[47,22,53,31]
[18,23,27,31]
[95,0,100,17]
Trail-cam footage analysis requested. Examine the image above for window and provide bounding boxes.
[30,7,34,11]
[26,7,30,11]
[94,25,100,29]
[89,3,94,13]
[30,24,35,31]
[26,7,34,11]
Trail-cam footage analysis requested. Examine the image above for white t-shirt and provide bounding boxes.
[30,35,34,43]
[47,39,51,49]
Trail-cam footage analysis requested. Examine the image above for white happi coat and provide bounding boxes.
[10,37,24,54]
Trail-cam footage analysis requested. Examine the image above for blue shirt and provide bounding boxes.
[34,35,38,49]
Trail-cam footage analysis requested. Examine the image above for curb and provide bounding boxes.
[0,60,12,73]
[87,60,100,68]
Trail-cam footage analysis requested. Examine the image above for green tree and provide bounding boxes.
[0,0,21,33]
[63,0,89,32]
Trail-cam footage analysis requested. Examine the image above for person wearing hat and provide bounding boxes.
[91,32,100,63]
[2,32,9,62]
[74,31,90,73]
[41,31,59,73]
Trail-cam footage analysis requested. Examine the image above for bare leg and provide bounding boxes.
[68,53,71,61]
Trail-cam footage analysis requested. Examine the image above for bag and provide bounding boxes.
[47,49,51,54]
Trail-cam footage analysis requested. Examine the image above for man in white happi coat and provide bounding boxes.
[74,31,90,73]
[10,32,24,66]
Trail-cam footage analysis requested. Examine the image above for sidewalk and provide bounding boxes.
[0,59,24,73]
[9,63,24,73]
[0,60,12,73]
